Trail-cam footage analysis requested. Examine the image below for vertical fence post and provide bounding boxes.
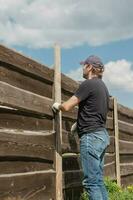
[114,97,121,186]
[54,44,63,200]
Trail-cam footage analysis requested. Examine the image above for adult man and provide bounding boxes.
[52,55,110,200]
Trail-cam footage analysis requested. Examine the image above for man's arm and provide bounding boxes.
[59,95,80,111]
[52,95,80,113]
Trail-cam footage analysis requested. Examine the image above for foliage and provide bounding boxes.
[80,177,133,200]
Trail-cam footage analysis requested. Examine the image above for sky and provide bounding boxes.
[0,0,133,109]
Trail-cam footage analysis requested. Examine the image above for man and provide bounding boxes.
[52,55,110,200]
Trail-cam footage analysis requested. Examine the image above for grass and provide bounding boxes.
[80,177,133,200]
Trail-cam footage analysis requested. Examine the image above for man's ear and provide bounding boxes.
[87,64,93,72]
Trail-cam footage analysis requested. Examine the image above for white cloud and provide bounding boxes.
[0,0,133,48]
[67,60,133,92]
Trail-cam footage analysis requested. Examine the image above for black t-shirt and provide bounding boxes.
[74,78,109,136]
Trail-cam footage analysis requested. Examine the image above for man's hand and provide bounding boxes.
[52,102,61,113]
[71,122,77,135]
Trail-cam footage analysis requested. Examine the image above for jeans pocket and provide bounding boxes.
[91,134,108,158]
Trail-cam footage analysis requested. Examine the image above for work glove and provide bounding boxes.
[71,122,77,135]
[52,102,61,113]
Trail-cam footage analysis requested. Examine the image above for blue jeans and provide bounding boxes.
[80,129,110,200]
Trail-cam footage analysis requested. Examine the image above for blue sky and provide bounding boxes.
[0,0,133,109]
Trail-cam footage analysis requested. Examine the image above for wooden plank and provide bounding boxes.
[54,44,63,200]
[121,174,133,187]
[118,103,133,121]
[119,140,133,154]
[120,163,133,176]
[0,170,55,200]
[0,81,77,120]
[0,129,55,161]
[0,45,54,84]
[63,187,83,200]
[118,120,133,135]
[120,154,133,163]
[0,81,53,116]
[0,44,78,95]
[104,161,116,179]
[114,98,121,186]
[0,161,53,175]
[0,111,53,130]
[119,131,133,142]
[0,65,53,98]
[63,170,83,189]
[106,117,114,130]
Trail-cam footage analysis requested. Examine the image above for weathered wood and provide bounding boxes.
[0,111,53,130]
[0,129,55,161]
[0,81,53,116]
[119,140,133,154]
[0,161,53,175]
[54,44,63,200]
[106,117,114,130]
[118,103,133,120]
[121,174,133,187]
[0,44,78,95]
[0,170,55,200]
[0,45,54,84]
[104,161,116,179]
[63,187,83,200]
[120,154,133,163]
[118,120,133,135]
[119,131,133,142]
[0,65,53,98]
[63,170,83,189]
[120,163,133,176]
[0,81,77,120]
[114,98,121,186]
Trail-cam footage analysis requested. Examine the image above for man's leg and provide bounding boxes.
[99,150,108,200]
[80,131,109,200]
[80,134,103,200]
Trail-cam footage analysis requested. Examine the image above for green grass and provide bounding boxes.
[80,177,133,200]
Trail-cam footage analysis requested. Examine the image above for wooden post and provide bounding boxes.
[114,97,121,186]
[54,44,63,200]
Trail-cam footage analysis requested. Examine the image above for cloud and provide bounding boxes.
[67,60,133,92]
[0,0,133,48]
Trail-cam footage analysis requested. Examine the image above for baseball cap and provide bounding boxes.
[80,55,104,68]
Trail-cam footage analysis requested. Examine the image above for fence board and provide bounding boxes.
[119,120,133,135]
[120,163,133,176]
[0,170,55,200]
[0,65,53,98]
[0,161,53,175]
[0,111,53,130]
[0,45,79,95]
[0,129,55,161]
[121,174,133,187]
[120,154,133,163]
[119,140,133,154]
[0,81,77,120]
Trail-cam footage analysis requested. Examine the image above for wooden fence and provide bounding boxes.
[0,44,132,200]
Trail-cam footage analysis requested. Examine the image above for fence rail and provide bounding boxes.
[0,44,133,200]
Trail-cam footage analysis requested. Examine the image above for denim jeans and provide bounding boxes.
[80,129,110,200]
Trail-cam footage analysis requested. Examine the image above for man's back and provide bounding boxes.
[74,77,109,135]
